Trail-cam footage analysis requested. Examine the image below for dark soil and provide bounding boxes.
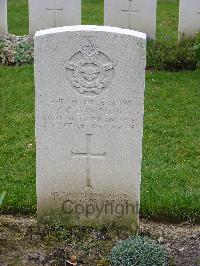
[0,215,199,266]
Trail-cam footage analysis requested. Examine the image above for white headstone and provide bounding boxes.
[104,0,157,39]
[179,0,200,40]
[29,0,81,35]
[35,25,146,230]
[0,0,7,35]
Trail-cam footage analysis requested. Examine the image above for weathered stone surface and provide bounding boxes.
[29,0,81,35]
[179,0,200,40]
[0,0,7,35]
[35,25,146,230]
[104,0,157,39]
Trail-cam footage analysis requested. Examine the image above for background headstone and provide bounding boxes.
[35,25,146,230]
[104,0,157,39]
[179,0,200,40]
[0,0,7,35]
[29,0,81,35]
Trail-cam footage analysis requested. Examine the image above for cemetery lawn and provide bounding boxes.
[8,0,179,40]
[0,66,200,222]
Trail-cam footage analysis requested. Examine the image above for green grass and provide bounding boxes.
[0,66,36,213]
[8,0,29,36]
[82,0,104,26]
[142,70,200,222]
[0,66,200,222]
[157,0,179,41]
[8,0,180,40]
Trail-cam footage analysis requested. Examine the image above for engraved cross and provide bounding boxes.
[121,0,139,29]
[71,134,106,189]
[46,1,63,27]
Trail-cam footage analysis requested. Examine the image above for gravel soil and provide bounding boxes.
[0,215,199,266]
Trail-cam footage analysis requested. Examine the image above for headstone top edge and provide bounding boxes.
[34,25,146,40]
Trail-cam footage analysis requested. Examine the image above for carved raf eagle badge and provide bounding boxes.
[65,42,115,96]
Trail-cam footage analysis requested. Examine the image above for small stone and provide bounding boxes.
[27,143,33,149]
[69,255,77,263]
[66,260,77,266]
[0,233,8,243]
[39,254,46,263]
[27,252,40,260]
[31,234,41,243]
[158,236,164,244]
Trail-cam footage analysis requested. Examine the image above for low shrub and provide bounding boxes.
[0,33,200,71]
[192,33,200,68]
[147,34,200,71]
[109,235,167,266]
[0,34,33,66]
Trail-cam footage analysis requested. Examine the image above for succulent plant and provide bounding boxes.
[109,235,167,266]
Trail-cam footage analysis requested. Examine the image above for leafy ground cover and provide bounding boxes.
[1,34,200,71]
[0,66,200,222]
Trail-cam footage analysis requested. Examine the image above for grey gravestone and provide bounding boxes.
[104,0,157,39]
[35,25,146,231]
[29,0,81,35]
[179,0,200,40]
[0,0,7,35]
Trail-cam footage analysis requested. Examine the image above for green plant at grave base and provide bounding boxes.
[0,36,34,66]
[0,39,6,49]
[0,39,7,65]
[1,32,200,70]
[14,41,34,65]
[109,236,167,266]
[192,33,200,68]
[147,36,199,71]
